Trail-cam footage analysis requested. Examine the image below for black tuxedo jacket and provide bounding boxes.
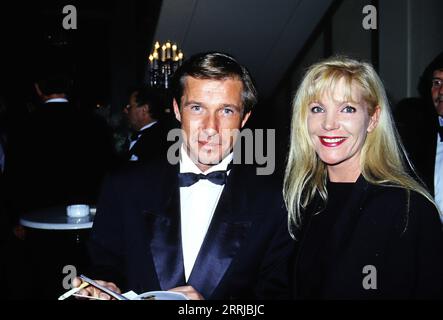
[5,102,115,219]
[395,98,438,195]
[403,124,438,195]
[128,121,170,163]
[87,158,294,299]
[293,176,443,299]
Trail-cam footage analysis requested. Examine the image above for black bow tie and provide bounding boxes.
[438,126,443,142]
[178,170,229,187]
[130,128,150,141]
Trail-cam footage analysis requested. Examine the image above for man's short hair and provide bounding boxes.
[131,87,164,120]
[418,51,443,100]
[37,73,72,96]
[171,52,258,114]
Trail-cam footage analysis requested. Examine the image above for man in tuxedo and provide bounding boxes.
[74,52,293,300]
[5,72,114,228]
[396,52,443,216]
[123,87,169,163]
[427,53,443,215]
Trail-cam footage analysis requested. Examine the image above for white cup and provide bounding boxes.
[67,204,90,218]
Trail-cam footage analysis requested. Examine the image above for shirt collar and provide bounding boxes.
[439,116,443,127]
[179,144,233,174]
[45,98,68,103]
[138,121,157,132]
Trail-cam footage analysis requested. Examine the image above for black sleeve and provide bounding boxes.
[86,174,127,289]
[383,191,443,299]
[254,201,295,299]
[411,193,443,298]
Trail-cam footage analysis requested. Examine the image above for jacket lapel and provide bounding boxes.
[145,164,186,290]
[187,165,253,299]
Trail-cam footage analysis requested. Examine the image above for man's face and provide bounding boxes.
[173,77,251,172]
[432,69,443,116]
[123,92,145,130]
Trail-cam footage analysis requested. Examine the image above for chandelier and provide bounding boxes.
[148,40,184,89]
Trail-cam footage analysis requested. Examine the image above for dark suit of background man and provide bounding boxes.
[4,71,114,228]
[123,87,169,163]
[76,52,294,300]
[395,52,443,217]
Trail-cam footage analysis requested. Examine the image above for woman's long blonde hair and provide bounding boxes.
[283,56,437,234]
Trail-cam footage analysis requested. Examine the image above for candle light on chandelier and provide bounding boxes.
[148,40,184,89]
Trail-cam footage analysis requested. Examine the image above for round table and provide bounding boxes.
[20,206,96,230]
[18,206,97,299]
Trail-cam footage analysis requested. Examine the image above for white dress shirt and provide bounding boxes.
[129,121,157,161]
[179,145,233,281]
[434,116,443,219]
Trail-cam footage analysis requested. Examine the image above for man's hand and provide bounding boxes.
[72,277,121,300]
[168,285,205,300]
[13,224,26,240]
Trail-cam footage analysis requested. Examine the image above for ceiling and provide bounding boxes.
[153,0,334,99]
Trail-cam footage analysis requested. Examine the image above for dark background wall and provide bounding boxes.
[0,0,162,115]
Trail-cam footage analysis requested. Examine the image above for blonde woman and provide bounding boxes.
[284,56,443,299]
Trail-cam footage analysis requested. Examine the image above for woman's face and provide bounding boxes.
[307,78,380,182]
